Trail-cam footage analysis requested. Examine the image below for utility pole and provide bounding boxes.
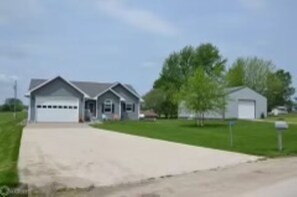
[13,80,17,119]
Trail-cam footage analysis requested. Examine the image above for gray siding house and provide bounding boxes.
[178,87,267,120]
[26,76,142,123]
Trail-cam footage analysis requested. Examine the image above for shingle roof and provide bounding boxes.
[72,81,113,98]
[28,78,140,98]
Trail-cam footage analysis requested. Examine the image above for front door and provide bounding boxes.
[89,102,95,117]
[121,102,126,119]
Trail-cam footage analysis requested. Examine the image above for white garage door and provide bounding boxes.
[238,100,255,119]
[36,96,79,122]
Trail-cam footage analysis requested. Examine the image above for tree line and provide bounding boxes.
[0,98,24,112]
[143,43,295,125]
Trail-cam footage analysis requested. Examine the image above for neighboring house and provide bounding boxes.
[26,76,142,123]
[178,86,267,120]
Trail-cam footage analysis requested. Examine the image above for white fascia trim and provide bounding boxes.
[84,95,93,99]
[119,102,121,119]
[138,101,140,120]
[27,97,31,122]
[109,82,142,101]
[28,76,89,97]
[94,88,125,101]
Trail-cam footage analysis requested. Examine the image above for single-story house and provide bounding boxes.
[178,86,267,120]
[26,76,142,123]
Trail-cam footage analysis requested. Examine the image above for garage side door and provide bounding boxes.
[238,100,255,119]
[36,96,79,122]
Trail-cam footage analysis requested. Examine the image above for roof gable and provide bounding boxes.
[110,82,142,100]
[226,86,245,94]
[228,86,267,99]
[27,76,87,97]
[28,77,140,99]
[96,88,125,100]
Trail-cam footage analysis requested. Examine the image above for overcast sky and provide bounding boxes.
[0,0,296,103]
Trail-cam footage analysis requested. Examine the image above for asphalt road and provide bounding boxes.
[65,157,296,197]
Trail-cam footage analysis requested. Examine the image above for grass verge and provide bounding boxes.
[0,112,26,186]
[266,113,297,123]
[94,119,297,157]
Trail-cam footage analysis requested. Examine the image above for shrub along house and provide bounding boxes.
[26,76,142,123]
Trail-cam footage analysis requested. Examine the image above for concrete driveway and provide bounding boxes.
[18,124,260,188]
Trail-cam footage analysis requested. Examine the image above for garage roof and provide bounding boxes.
[29,78,140,98]
[226,86,245,94]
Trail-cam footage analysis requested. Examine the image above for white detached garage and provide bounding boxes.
[178,86,267,120]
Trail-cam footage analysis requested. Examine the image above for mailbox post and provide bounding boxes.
[275,121,289,152]
[229,121,236,147]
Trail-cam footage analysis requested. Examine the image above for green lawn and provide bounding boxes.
[94,119,297,157]
[0,112,26,186]
[266,113,297,123]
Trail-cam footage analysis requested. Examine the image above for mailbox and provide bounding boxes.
[275,121,289,131]
[275,121,289,152]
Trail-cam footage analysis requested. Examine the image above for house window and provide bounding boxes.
[126,103,133,112]
[104,99,112,113]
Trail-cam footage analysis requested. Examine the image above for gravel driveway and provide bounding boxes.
[18,124,260,188]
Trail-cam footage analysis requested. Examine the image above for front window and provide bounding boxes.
[104,99,112,113]
[126,103,133,112]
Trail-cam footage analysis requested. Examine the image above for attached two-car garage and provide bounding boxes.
[35,96,79,122]
[28,76,85,123]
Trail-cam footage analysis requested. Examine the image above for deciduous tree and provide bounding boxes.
[179,68,226,127]
[154,43,226,117]
[274,69,295,106]
[226,57,295,110]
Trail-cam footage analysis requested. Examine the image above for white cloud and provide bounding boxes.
[97,0,178,36]
[239,0,267,10]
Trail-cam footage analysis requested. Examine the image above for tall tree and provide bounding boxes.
[179,68,226,127]
[226,57,295,110]
[265,73,283,110]
[274,69,295,106]
[155,44,226,90]
[194,43,226,78]
[227,57,275,95]
[143,89,165,116]
[226,60,245,87]
[154,43,226,117]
